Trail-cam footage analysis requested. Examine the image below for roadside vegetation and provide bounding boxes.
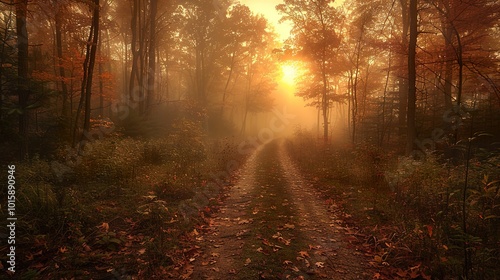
[287,129,500,280]
[1,113,245,279]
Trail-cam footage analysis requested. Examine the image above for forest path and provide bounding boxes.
[190,139,371,279]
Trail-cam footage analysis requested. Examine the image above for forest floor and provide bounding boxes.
[188,139,374,280]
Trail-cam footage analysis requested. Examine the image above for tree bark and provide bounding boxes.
[73,0,99,146]
[83,0,100,133]
[16,0,29,159]
[0,10,13,136]
[398,0,409,150]
[55,7,70,122]
[443,21,454,110]
[129,0,139,104]
[321,57,329,145]
[406,0,417,155]
[146,0,158,113]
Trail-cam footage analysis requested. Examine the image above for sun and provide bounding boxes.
[281,63,299,85]
[281,64,298,85]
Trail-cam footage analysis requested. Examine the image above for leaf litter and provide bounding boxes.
[190,140,374,279]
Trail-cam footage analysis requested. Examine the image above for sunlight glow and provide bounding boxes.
[281,63,299,85]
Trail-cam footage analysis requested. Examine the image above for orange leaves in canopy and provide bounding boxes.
[31,47,117,102]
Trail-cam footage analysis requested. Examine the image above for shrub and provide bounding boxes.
[287,130,500,279]
[74,138,142,183]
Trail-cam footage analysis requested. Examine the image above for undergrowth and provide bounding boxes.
[287,129,500,280]
[0,131,245,279]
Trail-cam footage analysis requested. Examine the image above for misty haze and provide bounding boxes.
[1,0,499,279]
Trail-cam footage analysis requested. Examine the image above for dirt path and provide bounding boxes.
[191,139,371,279]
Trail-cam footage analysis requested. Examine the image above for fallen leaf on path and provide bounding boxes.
[99,222,109,232]
[283,260,293,265]
[284,223,295,229]
[426,225,433,237]
[262,239,274,247]
[58,247,68,253]
[396,269,408,277]
[309,245,321,250]
[238,219,251,225]
[298,251,310,258]
[315,262,325,268]
[278,237,291,245]
[244,258,251,266]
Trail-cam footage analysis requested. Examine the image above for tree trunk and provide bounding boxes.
[221,50,236,115]
[380,52,392,146]
[322,62,329,145]
[83,0,100,133]
[0,11,12,136]
[452,26,464,143]
[98,29,104,117]
[55,8,69,123]
[320,42,329,145]
[398,0,409,150]
[73,0,99,146]
[146,0,158,113]
[16,0,29,160]
[406,0,417,155]
[129,0,139,104]
[443,22,454,110]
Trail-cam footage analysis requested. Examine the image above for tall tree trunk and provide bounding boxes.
[322,62,329,145]
[221,50,236,115]
[320,43,329,145]
[146,0,158,113]
[129,0,139,104]
[83,0,100,133]
[399,0,409,150]
[380,53,392,146]
[443,22,454,110]
[0,11,12,136]
[16,0,29,160]
[350,70,357,144]
[106,28,113,116]
[55,8,69,123]
[406,0,417,155]
[452,26,463,143]
[98,29,104,117]
[73,0,99,146]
